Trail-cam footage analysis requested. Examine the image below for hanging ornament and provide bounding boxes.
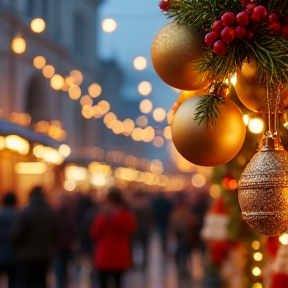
[238,135,288,235]
[171,96,246,167]
[151,22,210,91]
[234,58,288,113]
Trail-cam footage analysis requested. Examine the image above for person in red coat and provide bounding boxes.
[90,187,136,288]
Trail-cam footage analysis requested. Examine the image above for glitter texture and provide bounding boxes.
[238,149,288,235]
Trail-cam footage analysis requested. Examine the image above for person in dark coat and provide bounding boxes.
[90,187,136,288]
[10,186,59,288]
[0,192,18,288]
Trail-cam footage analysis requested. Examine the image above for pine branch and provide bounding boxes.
[193,94,224,127]
[268,0,288,16]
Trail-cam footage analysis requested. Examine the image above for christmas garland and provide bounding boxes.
[159,0,288,125]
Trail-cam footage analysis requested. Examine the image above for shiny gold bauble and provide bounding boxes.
[176,89,207,105]
[151,22,209,91]
[238,143,288,235]
[235,58,288,113]
[171,96,246,167]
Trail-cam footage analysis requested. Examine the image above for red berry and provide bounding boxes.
[213,20,224,35]
[282,25,288,38]
[205,31,219,47]
[269,21,281,34]
[253,5,267,21]
[268,12,280,24]
[221,26,236,43]
[236,11,249,26]
[213,40,227,55]
[236,26,247,39]
[221,12,235,26]
[245,29,254,41]
[246,3,256,15]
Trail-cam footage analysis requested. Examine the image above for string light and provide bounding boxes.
[138,81,152,96]
[153,107,166,122]
[69,85,81,100]
[136,115,148,128]
[11,35,26,54]
[33,56,46,69]
[102,19,117,33]
[133,56,147,71]
[139,99,153,114]
[70,70,83,86]
[143,127,155,142]
[153,136,164,147]
[80,95,93,106]
[30,18,46,33]
[42,65,55,78]
[89,83,102,98]
[50,74,64,90]
[98,100,110,115]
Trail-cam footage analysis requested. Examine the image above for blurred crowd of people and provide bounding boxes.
[0,185,210,288]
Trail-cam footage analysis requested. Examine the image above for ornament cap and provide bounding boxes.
[260,134,283,151]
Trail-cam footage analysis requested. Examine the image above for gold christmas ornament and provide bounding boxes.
[151,22,210,91]
[171,96,246,167]
[234,58,288,113]
[238,137,288,235]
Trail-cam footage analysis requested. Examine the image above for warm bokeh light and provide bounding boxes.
[163,126,172,139]
[139,99,153,114]
[82,105,94,119]
[69,85,81,100]
[64,180,76,192]
[248,118,264,134]
[153,136,164,147]
[0,136,5,150]
[143,126,155,142]
[243,114,250,125]
[191,173,206,188]
[252,267,261,276]
[131,128,144,141]
[80,95,93,106]
[252,283,263,288]
[65,165,88,181]
[50,74,64,90]
[15,162,46,174]
[43,148,63,164]
[11,35,26,54]
[229,179,238,190]
[93,105,102,118]
[59,144,71,157]
[5,135,29,155]
[254,252,263,261]
[136,115,148,128]
[33,56,46,69]
[230,73,237,85]
[104,112,117,127]
[150,160,163,175]
[138,81,152,96]
[279,234,288,245]
[209,184,222,198]
[102,19,117,33]
[42,65,55,78]
[153,107,167,122]
[89,83,102,98]
[133,56,147,71]
[98,100,110,115]
[112,120,124,134]
[252,241,261,250]
[123,119,135,135]
[30,18,46,33]
[70,70,83,86]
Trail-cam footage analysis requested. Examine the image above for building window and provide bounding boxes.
[26,0,35,17]
[73,12,86,57]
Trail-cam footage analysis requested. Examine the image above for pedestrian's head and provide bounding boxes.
[106,187,125,206]
[2,192,17,207]
[29,186,44,200]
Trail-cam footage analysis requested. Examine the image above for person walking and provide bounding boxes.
[10,186,59,288]
[90,187,136,288]
[0,192,18,288]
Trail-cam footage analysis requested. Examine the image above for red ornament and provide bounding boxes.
[246,3,256,15]
[282,25,288,38]
[159,0,169,12]
[245,29,254,41]
[253,5,267,21]
[268,12,280,24]
[205,31,219,47]
[236,26,247,39]
[221,26,236,42]
[221,12,235,26]
[269,21,281,34]
[213,20,224,35]
[271,273,288,288]
[236,11,249,26]
[213,40,227,55]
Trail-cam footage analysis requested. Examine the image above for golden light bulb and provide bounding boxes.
[133,56,147,71]
[11,35,26,54]
[33,56,46,69]
[89,83,102,98]
[69,85,81,100]
[139,99,153,114]
[50,74,64,90]
[31,18,46,33]
[42,65,55,78]
[102,19,117,33]
[138,81,152,96]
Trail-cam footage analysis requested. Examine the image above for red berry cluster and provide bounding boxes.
[159,0,170,12]
[205,1,288,55]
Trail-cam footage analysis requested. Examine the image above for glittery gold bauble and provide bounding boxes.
[151,22,209,91]
[234,59,288,113]
[238,141,288,235]
[171,96,246,167]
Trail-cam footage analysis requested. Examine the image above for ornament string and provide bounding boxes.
[274,85,283,137]
[264,82,273,138]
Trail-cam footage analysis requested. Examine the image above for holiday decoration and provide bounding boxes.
[171,96,246,167]
[151,22,209,91]
[238,136,288,235]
